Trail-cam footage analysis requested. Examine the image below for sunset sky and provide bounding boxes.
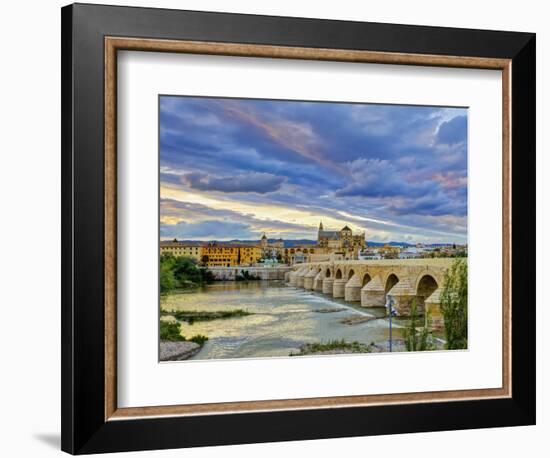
[159,96,467,244]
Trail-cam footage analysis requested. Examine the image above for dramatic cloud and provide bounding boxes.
[436,115,467,146]
[160,96,468,243]
[160,198,318,241]
[161,220,254,240]
[388,192,467,217]
[335,158,438,199]
[181,171,286,194]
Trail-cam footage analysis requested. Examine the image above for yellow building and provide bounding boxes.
[200,243,263,267]
[239,246,262,265]
[200,244,240,267]
[160,239,201,261]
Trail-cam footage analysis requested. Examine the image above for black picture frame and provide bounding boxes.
[61,3,535,454]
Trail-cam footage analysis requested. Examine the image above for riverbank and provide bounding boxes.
[160,341,201,361]
[290,340,376,356]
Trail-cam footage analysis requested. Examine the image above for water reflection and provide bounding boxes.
[161,280,404,360]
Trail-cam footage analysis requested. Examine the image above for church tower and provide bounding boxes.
[260,233,268,249]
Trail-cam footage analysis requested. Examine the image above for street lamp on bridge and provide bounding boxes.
[385,294,397,352]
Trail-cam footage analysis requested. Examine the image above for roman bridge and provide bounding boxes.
[285,259,454,329]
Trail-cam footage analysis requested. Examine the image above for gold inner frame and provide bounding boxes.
[104,37,512,421]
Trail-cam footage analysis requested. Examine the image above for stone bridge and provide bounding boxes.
[285,259,454,329]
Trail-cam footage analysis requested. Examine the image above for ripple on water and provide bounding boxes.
[163,281,396,360]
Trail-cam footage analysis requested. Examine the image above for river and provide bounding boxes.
[160,280,408,360]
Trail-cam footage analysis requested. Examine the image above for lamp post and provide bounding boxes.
[385,294,397,352]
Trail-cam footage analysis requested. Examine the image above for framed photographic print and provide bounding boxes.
[61,3,536,454]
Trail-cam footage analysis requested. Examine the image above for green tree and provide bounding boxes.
[404,298,433,351]
[200,268,215,284]
[440,258,468,349]
[160,320,185,341]
[160,254,177,293]
[172,256,202,285]
[160,253,214,292]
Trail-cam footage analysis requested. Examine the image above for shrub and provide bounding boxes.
[440,258,468,349]
[188,334,209,345]
[160,320,185,341]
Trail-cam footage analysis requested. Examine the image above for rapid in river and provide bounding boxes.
[160,280,407,360]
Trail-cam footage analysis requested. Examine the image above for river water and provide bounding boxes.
[161,280,407,360]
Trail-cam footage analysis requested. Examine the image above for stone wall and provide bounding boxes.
[207,265,292,281]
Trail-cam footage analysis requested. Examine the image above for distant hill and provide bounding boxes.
[366,241,455,248]
[366,241,413,247]
[161,238,454,248]
[280,239,317,247]
[226,239,318,248]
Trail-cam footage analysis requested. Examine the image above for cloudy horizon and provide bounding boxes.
[160,96,468,244]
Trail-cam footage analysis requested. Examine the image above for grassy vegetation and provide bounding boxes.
[404,298,435,352]
[161,308,252,325]
[160,320,210,346]
[290,339,373,356]
[160,254,215,293]
[187,334,209,345]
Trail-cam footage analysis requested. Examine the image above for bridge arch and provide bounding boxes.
[385,273,399,295]
[362,273,372,286]
[325,268,332,278]
[335,268,343,279]
[416,274,438,306]
[348,269,355,280]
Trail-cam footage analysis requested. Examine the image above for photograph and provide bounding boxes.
[158,96,469,361]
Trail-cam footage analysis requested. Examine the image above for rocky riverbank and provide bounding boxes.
[290,340,376,356]
[160,341,202,361]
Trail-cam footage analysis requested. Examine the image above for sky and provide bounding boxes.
[159,96,468,244]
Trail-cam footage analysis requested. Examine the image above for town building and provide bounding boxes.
[199,243,239,267]
[239,245,263,265]
[378,245,401,259]
[398,247,424,259]
[358,249,383,260]
[159,239,201,261]
[317,221,366,260]
[200,243,262,267]
[283,245,316,264]
[260,233,286,260]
